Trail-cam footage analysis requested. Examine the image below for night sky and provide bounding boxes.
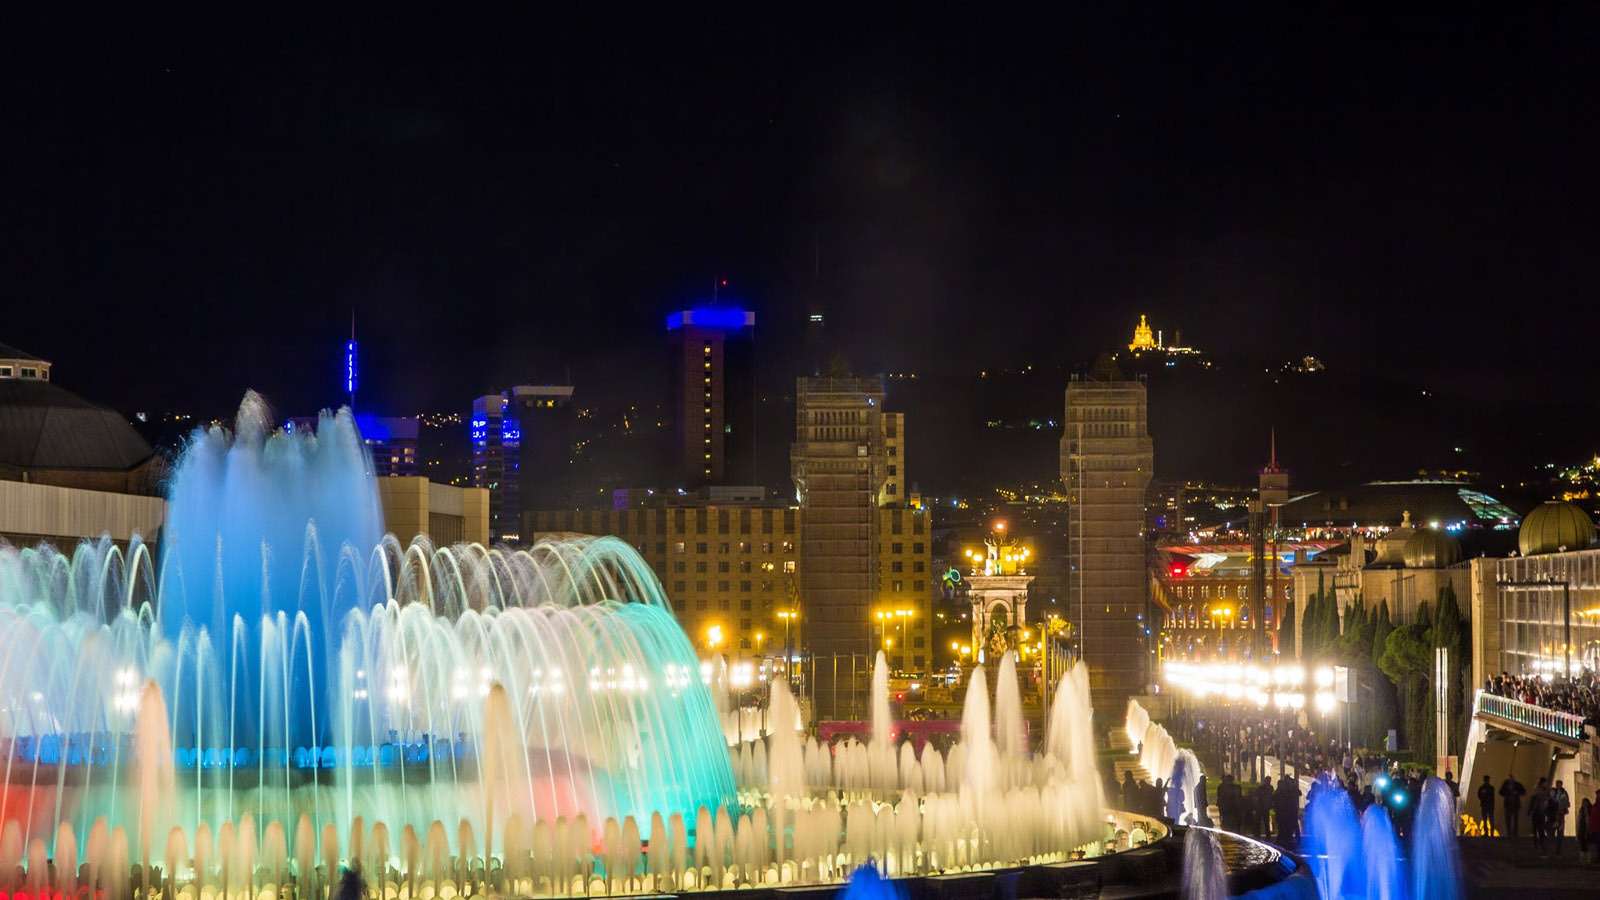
[5,7,1597,485]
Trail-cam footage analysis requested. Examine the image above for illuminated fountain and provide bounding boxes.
[0,393,1242,898]
[1303,775,1462,900]
[0,395,735,897]
[1125,699,1203,824]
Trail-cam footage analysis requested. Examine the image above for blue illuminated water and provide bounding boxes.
[0,393,735,847]
[1302,775,1461,900]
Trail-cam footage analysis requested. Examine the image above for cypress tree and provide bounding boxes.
[1370,599,1398,750]
[1432,584,1466,757]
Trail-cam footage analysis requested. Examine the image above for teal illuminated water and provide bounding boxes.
[0,395,1114,898]
[0,395,734,886]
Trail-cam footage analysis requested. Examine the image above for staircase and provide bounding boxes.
[1107,726,1152,793]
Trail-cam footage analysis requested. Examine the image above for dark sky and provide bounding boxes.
[4,7,1597,467]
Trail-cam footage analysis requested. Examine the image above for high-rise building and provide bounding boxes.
[506,385,576,510]
[1061,376,1154,706]
[472,386,575,543]
[472,393,519,542]
[668,308,755,487]
[791,374,887,712]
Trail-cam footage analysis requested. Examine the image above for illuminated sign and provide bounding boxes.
[345,341,357,395]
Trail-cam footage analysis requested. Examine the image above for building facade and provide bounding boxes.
[1061,377,1154,704]
[375,477,490,547]
[529,503,800,656]
[527,501,933,677]
[876,505,933,673]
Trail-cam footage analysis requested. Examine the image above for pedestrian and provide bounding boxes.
[1552,779,1571,855]
[1121,771,1136,810]
[1476,775,1495,832]
[1531,777,1550,857]
[1578,793,1592,859]
[1500,773,1525,838]
[1254,777,1275,839]
[1274,775,1302,843]
[1589,790,1600,863]
[1217,773,1243,833]
[1445,770,1459,800]
[1194,774,1212,826]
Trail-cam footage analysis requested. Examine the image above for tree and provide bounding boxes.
[1368,599,1399,750]
[1380,615,1436,760]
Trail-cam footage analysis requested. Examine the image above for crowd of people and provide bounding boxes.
[1166,706,1356,781]
[1483,672,1600,727]
[1112,768,1304,842]
[1473,771,1600,860]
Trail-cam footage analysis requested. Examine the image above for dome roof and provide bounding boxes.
[0,378,152,471]
[1404,528,1462,569]
[1518,501,1597,556]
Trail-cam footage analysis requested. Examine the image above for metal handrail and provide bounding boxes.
[1475,690,1586,741]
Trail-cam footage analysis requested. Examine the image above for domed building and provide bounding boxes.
[1517,500,1596,556]
[1462,500,1600,812]
[0,341,164,547]
[1403,527,1463,569]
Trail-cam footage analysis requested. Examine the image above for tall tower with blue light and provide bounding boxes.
[668,306,755,487]
[344,339,357,411]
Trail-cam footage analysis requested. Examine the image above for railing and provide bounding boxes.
[1474,690,1587,741]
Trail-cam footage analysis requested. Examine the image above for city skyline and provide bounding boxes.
[5,8,1596,459]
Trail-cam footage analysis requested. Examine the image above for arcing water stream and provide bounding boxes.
[0,395,1120,898]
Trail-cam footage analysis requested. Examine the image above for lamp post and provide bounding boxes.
[777,609,798,689]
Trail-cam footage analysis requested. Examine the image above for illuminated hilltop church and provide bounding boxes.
[1122,314,1203,364]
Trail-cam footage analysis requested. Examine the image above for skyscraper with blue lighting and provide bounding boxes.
[668,307,755,488]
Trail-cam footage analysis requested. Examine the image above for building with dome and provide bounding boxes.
[1468,499,1600,687]
[0,341,166,547]
[1460,499,1600,827]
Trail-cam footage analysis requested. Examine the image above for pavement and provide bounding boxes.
[1457,836,1598,899]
